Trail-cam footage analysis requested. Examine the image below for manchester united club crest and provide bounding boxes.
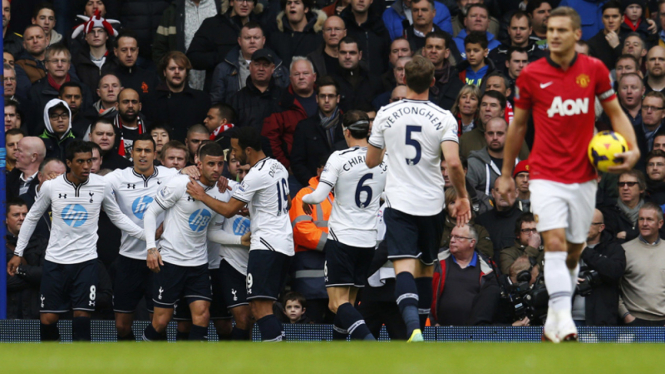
[576,74,590,88]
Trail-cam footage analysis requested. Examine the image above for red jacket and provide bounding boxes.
[261,85,309,169]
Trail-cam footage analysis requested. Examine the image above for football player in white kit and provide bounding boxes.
[302,110,387,340]
[186,127,294,342]
[8,140,145,342]
[104,133,179,341]
[366,56,471,342]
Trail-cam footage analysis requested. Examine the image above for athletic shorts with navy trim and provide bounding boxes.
[174,266,235,321]
[324,240,375,288]
[384,207,445,266]
[113,255,154,313]
[152,261,211,309]
[246,250,291,301]
[40,259,98,313]
[218,259,249,309]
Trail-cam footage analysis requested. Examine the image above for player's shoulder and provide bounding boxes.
[162,173,190,189]
[377,99,404,115]
[520,58,549,77]
[251,157,287,179]
[155,165,179,177]
[86,173,106,186]
[103,166,129,183]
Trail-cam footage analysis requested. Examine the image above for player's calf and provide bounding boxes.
[115,313,135,341]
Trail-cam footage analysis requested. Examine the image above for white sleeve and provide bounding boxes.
[302,181,334,205]
[154,178,186,210]
[368,109,387,149]
[144,200,165,250]
[15,181,52,256]
[207,226,242,245]
[441,114,459,143]
[103,183,145,241]
[232,170,262,204]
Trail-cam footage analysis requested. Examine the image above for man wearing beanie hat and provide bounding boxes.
[513,159,531,212]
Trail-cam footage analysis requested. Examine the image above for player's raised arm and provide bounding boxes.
[441,141,470,225]
[602,98,641,172]
[497,106,529,200]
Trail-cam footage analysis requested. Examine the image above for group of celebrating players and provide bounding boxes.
[7,6,640,343]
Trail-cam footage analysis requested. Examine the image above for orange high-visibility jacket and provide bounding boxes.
[289,177,334,253]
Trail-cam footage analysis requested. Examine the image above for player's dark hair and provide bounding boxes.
[464,31,488,50]
[507,46,528,61]
[481,90,507,111]
[6,197,27,213]
[233,127,262,152]
[602,0,622,13]
[211,103,236,124]
[549,6,582,31]
[160,140,189,163]
[339,36,361,52]
[315,75,340,95]
[198,141,224,161]
[510,10,532,27]
[424,30,450,49]
[515,212,536,236]
[65,139,93,161]
[33,2,56,19]
[39,157,65,174]
[59,81,83,96]
[526,0,552,16]
[283,291,307,309]
[87,141,102,155]
[405,55,435,94]
[646,149,665,165]
[114,28,139,49]
[6,128,25,138]
[133,133,157,152]
[343,110,370,139]
[91,117,115,132]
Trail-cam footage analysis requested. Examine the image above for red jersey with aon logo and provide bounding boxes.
[514,53,615,184]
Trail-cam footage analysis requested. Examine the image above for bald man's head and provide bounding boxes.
[647,46,665,78]
[15,136,46,172]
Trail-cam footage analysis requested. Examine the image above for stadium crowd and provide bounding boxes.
[4,0,665,341]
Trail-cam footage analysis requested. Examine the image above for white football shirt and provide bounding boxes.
[104,166,179,260]
[319,146,387,248]
[206,181,249,273]
[232,157,294,256]
[15,174,144,264]
[368,99,458,216]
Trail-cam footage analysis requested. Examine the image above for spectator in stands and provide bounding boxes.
[291,76,346,186]
[432,223,500,326]
[526,0,551,50]
[228,49,285,134]
[484,71,514,117]
[39,99,76,161]
[159,140,188,170]
[403,0,453,54]
[451,84,480,136]
[94,73,122,116]
[332,36,382,112]
[340,0,391,78]
[89,117,132,170]
[5,129,24,173]
[150,124,171,154]
[3,0,24,57]
[654,132,665,151]
[203,103,235,147]
[617,73,644,127]
[6,136,45,200]
[381,38,413,91]
[71,11,118,97]
[89,142,103,174]
[187,0,263,91]
[27,44,93,136]
[587,1,622,71]
[184,124,210,163]
[451,0,500,38]
[505,47,528,90]
[645,149,665,208]
[634,92,665,164]
[622,33,647,75]
[453,4,500,59]
[500,212,543,275]
[619,0,652,42]
[308,15,346,76]
[4,63,17,101]
[372,56,411,110]
[424,31,464,111]
[210,23,288,105]
[476,178,524,254]
[383,0,452,41]
[19,157,65,239]
[644,46,665,94]
[118,0,171,60]
[66,0,121,59]
[390,85,407,102]
[619,203,665,326]
[31,2,61,46]
[269,0,326,69]
[113,29,160,98]
[14,25,49,99]
[457,31,496,86]
[152,0,220,90]
[488,11,546,70]
[142,51,210,142]
[289,156,333,323]
[113,88,148,159]
[283,292,313,324]
[512,159,530,211]
[262,57,317,173]
[5,100,23,135]
[59,82,92,139]
[615,54,640,87]
[570,209,626,326]
[605,170,647,243]
[440,187,494,259]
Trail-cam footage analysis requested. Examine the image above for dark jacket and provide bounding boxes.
[290,114,347,186]
[15,51,80,103]
[307,44,335,77]
[488,42,547,74]
[476,203,524,254]
[646,179,665,207]
[6,234,48,320]
[268,10,326,69]
[209,46,289,104]
[431,250,501,326]
[6,168,40,201]
[587,30,623,71]
[152,0,223,64]
[599,203,640,243]
[20,187,52,242]
[430,62,464,111]
[228,77,285,134]
[141,84,210,142]
[26,78,94,136]
[579,230,627,325]
[440,215,494,259]
[113,62,160,99]
[40,129,77,162]
[499,241,545,276]
[619,17,654,48]
[119,0,172,59]
[404,24,462,64]
[340,6,391,79]
[72,45,119,100]
[332,66,383,113]
[261,85,310,168]
[101,150,133,171]
[4,31,24,58]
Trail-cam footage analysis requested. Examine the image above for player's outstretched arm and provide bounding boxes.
[186,178,246,218]
[144,201,165,272]
[103,183,145,241]
[366,144,385,169]
[602,98,641,173]
[441,141,471,225]
[302,181,333,206]
[497,107,528,202]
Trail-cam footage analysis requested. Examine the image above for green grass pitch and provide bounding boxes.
[0,342,661,373]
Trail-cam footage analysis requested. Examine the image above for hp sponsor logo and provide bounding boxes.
[61,204,88,227]
[232,217,250,235]
[132,195,154,219]
[189,209,212,232]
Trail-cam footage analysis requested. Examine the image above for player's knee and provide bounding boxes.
[115,319,131,334]
[328,300,340,314]
[153,315,171,332]
[40,313,59,325]
[544,236,566,252]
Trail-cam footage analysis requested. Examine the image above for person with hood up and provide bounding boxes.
[39,99,76,162]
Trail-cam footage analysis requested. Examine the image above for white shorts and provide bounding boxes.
[529,179,597,244]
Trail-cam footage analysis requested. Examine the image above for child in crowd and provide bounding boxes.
[283,292,313,324]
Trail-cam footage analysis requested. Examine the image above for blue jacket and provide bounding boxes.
[382,0,453,40]
[559,0,607,40]
[209,46,289,104]
[454,29,501,60]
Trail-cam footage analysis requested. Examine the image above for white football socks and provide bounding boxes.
[544,252,572,314]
